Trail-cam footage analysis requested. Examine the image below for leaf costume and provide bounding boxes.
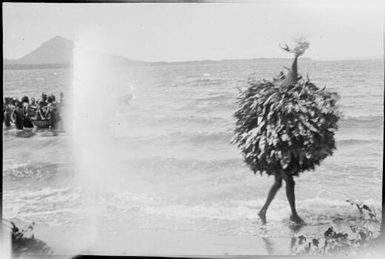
[232,40,340,176]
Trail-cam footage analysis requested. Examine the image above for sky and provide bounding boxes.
[3,0,384,62]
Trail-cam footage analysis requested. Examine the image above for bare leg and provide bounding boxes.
[282,173,304,224]
[258,174,282,224]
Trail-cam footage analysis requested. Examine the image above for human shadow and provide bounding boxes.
[261,236,275,255]
[259,220,306,255]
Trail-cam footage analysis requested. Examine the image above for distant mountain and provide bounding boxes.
[3,36,146,69]
[3,36,315,70]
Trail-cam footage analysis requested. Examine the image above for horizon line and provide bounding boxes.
[3,35,383,64]
[4,56,383,65]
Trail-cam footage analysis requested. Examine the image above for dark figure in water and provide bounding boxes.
[3,97,13,128]
[46,95,57,129]
[21,96,34,129]
[12,101,24,130]
[34,101,47,121]
[41,93,48,106]
[30,97,37,108]
[29,98,37,116]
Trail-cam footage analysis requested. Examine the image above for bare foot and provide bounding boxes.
[258,210,267,225]
[290,214,305,225]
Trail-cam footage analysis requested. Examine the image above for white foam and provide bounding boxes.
[141,197,381,224]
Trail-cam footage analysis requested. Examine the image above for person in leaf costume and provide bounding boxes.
[232,40,340,224]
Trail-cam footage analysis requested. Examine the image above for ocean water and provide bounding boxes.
[2,59,383,254]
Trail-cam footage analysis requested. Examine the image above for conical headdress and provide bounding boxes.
[280,40,310,87]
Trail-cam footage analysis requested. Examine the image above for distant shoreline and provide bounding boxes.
[3,57,382,71]
[3,63,72,70]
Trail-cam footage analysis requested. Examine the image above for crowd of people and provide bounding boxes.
[3,92,64,131]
